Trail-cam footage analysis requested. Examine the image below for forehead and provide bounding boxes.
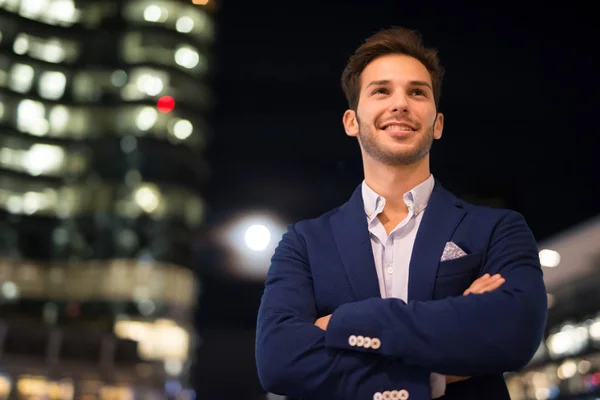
[360,54,432,88]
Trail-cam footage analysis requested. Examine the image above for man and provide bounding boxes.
[255,27,547,400]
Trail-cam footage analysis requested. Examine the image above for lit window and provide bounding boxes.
[136,106,158,131]
[49,105,70,134]
[136,73,163,96]
[39,71,67,100]
[172,119,193,140]
[143,5,167,23]
[19,0,49,20]
[8,63,35,93]
[174,46,200,69]
[135,184,161,213]
[175,16,194,33]
[24,144,65,176]
[13,33,29,55]
[46,0,79,26]
[17,99,49,136]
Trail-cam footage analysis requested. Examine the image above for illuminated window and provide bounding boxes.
[38,71,67,100]
[8,63,35,93]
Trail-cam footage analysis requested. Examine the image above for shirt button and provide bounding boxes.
[387,267,393,274]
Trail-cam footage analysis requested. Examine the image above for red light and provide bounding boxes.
[157,96,175,113]
[593,373,600,386]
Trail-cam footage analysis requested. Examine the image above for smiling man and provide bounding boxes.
[256,27,547,400]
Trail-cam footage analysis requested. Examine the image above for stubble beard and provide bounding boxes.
[357,115,435,166]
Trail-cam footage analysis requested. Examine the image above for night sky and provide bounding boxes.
[193,1,599,393]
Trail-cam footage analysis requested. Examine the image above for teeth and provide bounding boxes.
[384,125,413,131]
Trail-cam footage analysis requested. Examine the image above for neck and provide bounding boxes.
[363,155,431,211]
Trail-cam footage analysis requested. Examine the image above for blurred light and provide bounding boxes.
[173,119,193,140]
[143,5,163,22]
[0,101,4,120]
[136,107,158,131]
[557,360,577,380]
[24,144,65,176]
[42,41,67,63]
[49,105,70,133]
[135,185,161,212]
[174,46,200,69]
[547,293,554,308]
[590,321,600,339]
[1,281,19,299]
[192,0,209,4]
[136,73,163,96]
[17,99,49,136]
[13,34,29,55]
[138,299,156,316]
[9,63,35,93]
[20,0,48,19]
[111,70,128,87]
[578,360,592,374]
[176,16,194,33]
[39,71,67,100]
[47,0,78,25]
[245,225,271,251]
[157,96,175,113]
[6,195,23,214]
[539,249,560,268]
[120,136,137,153]
[23,192,41,213]
[164,360,183,376]
[222,214,286,280]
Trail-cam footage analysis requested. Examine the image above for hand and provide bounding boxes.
[314,314,332,330]
[463,273,505,296]
[447,273,506,384]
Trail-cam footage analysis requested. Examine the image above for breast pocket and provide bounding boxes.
[433,252,482,299]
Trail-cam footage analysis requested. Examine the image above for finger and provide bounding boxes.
[470,277,505,295]
[477,277,505,293]
[464,274,502,295]
[464,274,492,295]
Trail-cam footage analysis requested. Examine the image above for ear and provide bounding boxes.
[343,109,359,137]
[433,112,444,140]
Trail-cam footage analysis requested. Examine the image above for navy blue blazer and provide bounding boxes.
[256,181,547,400]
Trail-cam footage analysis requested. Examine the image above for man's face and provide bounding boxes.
[343,54,444,166]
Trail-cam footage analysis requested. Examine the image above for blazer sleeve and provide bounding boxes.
[324,211,548,377]
[256,225,431,400]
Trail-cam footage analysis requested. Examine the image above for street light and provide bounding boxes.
[220,213,286,280]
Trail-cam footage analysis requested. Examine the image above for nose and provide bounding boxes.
[390,92,409,114]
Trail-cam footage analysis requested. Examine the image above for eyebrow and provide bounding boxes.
[366,79,433,91]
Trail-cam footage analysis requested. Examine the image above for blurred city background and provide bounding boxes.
[0,0,598,399]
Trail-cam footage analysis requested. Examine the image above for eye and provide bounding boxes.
[372,87,389,95]
[410,89,426,96]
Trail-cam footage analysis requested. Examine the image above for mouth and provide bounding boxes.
[380,123,417,133]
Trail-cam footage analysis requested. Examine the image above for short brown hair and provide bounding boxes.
[341,27,445,110]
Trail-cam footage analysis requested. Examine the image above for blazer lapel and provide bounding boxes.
[330,186,381,301]
[408,182,466,302]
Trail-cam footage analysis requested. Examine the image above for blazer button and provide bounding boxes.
[383,391,391,400]
[373,392,383,400]
[356,335,364,347]
[390,390,399,399]
[348,335,357,346]
[371,338,381,349]
[398,389,409,400]
[363,337,371,348]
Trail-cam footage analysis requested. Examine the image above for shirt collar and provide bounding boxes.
[361,174,435,221]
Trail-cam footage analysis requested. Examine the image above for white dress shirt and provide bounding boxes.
[361,174,446,398]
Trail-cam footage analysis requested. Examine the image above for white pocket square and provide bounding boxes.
[440,241,468,261]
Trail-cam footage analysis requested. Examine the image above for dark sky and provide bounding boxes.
[207,1,598,241]
[192,2,599,394]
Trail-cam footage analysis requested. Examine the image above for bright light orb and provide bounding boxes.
[244,224,271,251]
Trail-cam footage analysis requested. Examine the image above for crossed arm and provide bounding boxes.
[314,273,507,384]
[256,212,547,397]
